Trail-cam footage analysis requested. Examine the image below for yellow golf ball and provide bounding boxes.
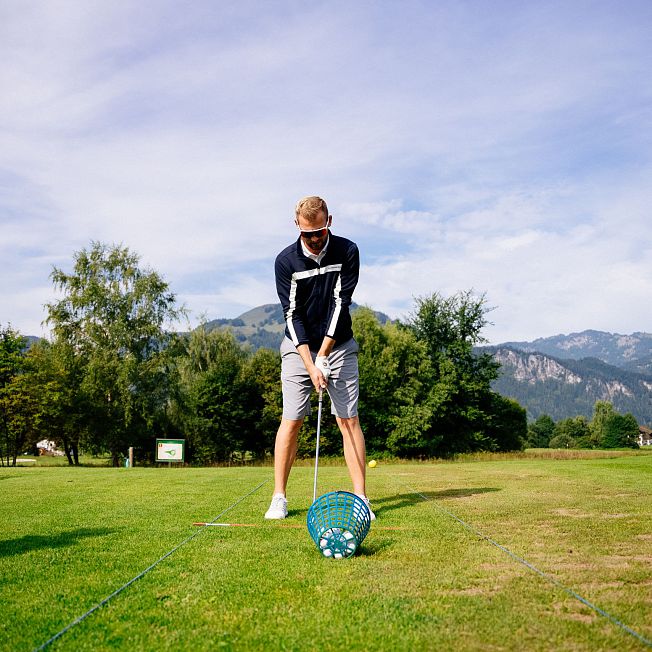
[368,460,377,468]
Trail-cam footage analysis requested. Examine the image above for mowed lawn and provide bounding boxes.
[1,452,651,651]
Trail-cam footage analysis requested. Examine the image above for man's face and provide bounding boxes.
[296,211,330,255]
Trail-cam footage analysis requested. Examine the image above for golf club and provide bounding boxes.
[313,388,323,502]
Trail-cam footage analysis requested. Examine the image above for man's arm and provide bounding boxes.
[275,253,309,346]
[309,242,359,387]
[324,242,359,339]
[296,343,330,391]
[317,335,336,358]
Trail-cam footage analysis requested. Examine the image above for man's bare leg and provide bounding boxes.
[273,418,304,495]
[336,415,366,496]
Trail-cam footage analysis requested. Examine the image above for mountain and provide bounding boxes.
[203,303,390,350]
[486,346,652,425]
[501,330,652,375]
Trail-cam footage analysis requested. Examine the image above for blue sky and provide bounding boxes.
[2,1,651,343]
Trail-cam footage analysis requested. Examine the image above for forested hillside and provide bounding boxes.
[488,347,652,424]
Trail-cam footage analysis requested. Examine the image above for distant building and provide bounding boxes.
[36,440,64,456]
[639,426,652,447]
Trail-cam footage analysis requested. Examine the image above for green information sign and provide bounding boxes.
[156,438,185,462]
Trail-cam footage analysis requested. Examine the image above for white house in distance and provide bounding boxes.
[639,426,652,447]
[36,440,64,456]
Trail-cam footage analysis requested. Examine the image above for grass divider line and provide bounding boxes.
[395,477,652,649]
[33,478,270,652]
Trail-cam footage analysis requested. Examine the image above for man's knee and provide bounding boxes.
[336,415,360,431]
[278,417,304,437]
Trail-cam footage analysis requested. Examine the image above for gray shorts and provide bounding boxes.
[280,337,360,420]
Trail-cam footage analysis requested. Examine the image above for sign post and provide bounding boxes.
[156,438,185,465]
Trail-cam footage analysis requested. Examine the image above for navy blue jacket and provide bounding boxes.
[275,233,359,351]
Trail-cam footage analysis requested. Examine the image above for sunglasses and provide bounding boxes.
[296,217,331,239]
[300,226,329,239]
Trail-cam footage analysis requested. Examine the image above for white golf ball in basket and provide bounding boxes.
[318,527,358,558]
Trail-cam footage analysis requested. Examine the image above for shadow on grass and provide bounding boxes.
[373,487,500,517]
[0,527,115,558]
[357,538,395,557]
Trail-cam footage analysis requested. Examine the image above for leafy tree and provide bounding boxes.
[354,307,440,457]
[526,414,555,448]
[46,242,182,465]
[1,327,82,465]
[0,326,29,466]
[1,373,42,465]
[548,433,577,449]
[171,327,281,464]
[405,291,505,455]
[241,347,282,458]
[551,416,591,448]
[352,298,525,458]
[24,340,83,464]
[0,326,25,386]
[484,394,527,452]
[601,413,639,449]
[589,401,616,448]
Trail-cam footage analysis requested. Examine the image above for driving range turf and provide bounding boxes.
[2,451,651,651]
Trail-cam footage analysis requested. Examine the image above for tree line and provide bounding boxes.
[525,401,640,450]
[1,242,528,466]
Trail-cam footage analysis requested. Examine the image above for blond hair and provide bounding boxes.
[295,196,329,224]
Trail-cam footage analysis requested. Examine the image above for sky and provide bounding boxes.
[1,0,651,344]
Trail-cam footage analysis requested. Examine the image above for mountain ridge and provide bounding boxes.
[500,329,652,375]
[485,345,652,425]
[203,302,390,350]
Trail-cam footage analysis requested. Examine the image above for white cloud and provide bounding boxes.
[1,1,652,342]
[354,170,652,342]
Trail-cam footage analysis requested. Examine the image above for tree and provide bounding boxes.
[548,433,576,449]
[170,326,282,464]
[353,307,440,457]
[589,401,616,448]
[550,416,591,448]
[601,413,639,449]
[240,347,282,458]
[405,291,504,455]
[1,373,42,465]
[0,326,28,466]
[526,414,555,448]
[46,242,183,465]
[24,340,83,465]
[352,299,526,458]
[484,394,527,452]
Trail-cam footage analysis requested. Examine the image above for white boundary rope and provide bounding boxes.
[34,478,270,651]
[397,478,652,648]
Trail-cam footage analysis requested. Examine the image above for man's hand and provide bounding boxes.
[296,343,333,392]
[315,356,331,381]
[307,356,329,391]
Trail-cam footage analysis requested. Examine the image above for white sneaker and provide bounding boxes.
[357,495,376,521]
[264,493,288,519]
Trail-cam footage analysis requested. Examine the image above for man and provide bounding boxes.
[265,196,375,520]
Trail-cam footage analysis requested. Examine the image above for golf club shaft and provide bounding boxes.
[313,388,323,502]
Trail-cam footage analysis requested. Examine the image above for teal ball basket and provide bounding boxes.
[307,491,371,559]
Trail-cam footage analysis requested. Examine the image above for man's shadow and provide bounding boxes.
[0,527,115,558]
[360,487,500,556]
[373,487,500,517]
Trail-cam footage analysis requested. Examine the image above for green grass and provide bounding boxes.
[2,452,651,651]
